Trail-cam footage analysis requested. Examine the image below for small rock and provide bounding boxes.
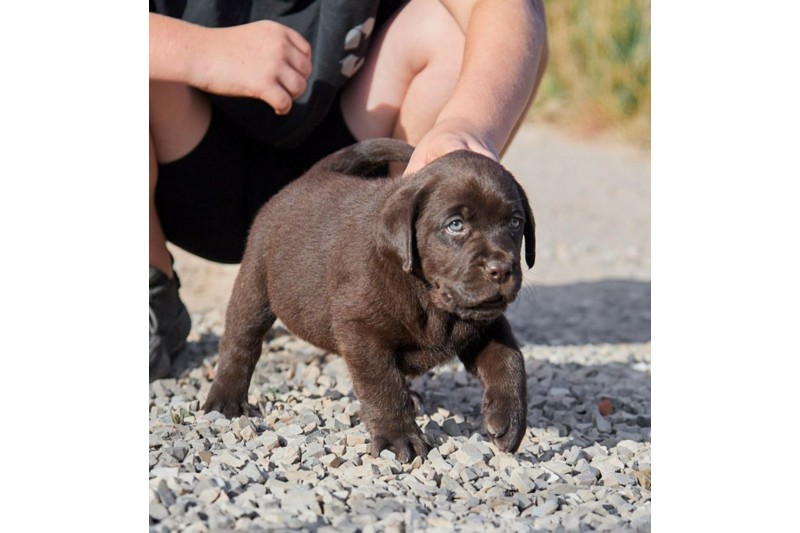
[347,463,380,478]
[277,423,304,437]
[543,461,572,476]
[426,448,451,471]
[379,449,397,461]
[201,411,225,422]
[272,444,301,466]
[617,439,642,453]
[240,462,265,483]
[451,443,484,467]
[422,419,443,436]
[346,433,367,446]
[240,425,256,441]
[563,445,585,465]
[602,471,636,487]
[165,446,188,462]
[438,440,457,456]
[284,470,320,483]
[442,418,464,437]
[530,498,559,517]
[150,467,179,478]
[460,467,480,483]
[219,451,245,469]
[574,471,599,487]
[598,398,614,416]
[236,416,256,432]
[594,410,612,433]
[199,486,221,503]
[634,469,651,489]
[490,454,521,472]
[221,431,239,446]
[320,454,343,468]
[197,450,212,464]
[156,479,176,507]
[256,431,280,452]
[304,442,326,459]
[149,502,169,522]
[405,455,423,471]
[509,468,535,493]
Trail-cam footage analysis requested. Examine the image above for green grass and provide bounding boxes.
[530,0,651,146]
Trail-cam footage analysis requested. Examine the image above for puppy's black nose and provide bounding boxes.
[485,260,512,284]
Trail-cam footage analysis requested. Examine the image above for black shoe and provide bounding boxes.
[149,266,191,382]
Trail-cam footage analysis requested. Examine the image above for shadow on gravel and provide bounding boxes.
[506,279,651,346]
[172,333,220,378]
[172,327,295,378]
[170,285,651,453]
[169,333,650,457]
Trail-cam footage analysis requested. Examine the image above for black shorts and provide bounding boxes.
[154,96,357,264]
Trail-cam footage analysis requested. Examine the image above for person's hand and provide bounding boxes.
[189,20,312,115]
[403,118,498,176]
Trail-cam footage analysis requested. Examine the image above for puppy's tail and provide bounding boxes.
[311,138,414,176]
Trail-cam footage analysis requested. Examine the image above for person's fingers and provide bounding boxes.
[283,27,312,58]
[403,150,430,176]
[279,68,308,99]
[259,84,293,115]
[403,137,497,177]
[285,43,313,79]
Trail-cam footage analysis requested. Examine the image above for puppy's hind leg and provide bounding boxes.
[202,258,275,418]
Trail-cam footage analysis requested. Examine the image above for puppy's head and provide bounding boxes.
[380,151,535,322]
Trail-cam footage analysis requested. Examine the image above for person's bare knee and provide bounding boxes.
[150,81,211,163]
[340,0,464,143]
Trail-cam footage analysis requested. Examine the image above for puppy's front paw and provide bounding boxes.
[202,387,252,419]
[482,387,527,453]
[370,429,431,462]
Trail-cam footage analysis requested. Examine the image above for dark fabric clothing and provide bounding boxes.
[155,95,358,264]
[151,0,406,263]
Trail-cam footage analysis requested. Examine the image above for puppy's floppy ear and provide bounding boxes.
[515,182,536,268]
[379,182,423,273]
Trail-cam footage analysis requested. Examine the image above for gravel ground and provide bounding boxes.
[150,124,651,532]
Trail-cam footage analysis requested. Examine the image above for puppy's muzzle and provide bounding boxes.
[432,275,521,321]
[484,259,513,284]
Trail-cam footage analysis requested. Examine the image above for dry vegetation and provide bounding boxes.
[530,0,651,146]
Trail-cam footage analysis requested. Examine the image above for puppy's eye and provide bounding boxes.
[510,217,523,231]
[447,219,465,233]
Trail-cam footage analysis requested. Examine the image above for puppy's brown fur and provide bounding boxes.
[203,139,535,461]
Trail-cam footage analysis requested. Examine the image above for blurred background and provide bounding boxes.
[530,0,651,146]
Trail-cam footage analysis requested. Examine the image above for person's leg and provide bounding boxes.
[341,0,547,156]
[149,81,211,277]
[149,135,172,277]
[340,0,463,146]
[149,81,210,380]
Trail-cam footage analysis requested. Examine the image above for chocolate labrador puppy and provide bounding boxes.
[203,138,535,461]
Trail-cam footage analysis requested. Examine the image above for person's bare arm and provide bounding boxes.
[404,0,547,174]
[149,13,313,115]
